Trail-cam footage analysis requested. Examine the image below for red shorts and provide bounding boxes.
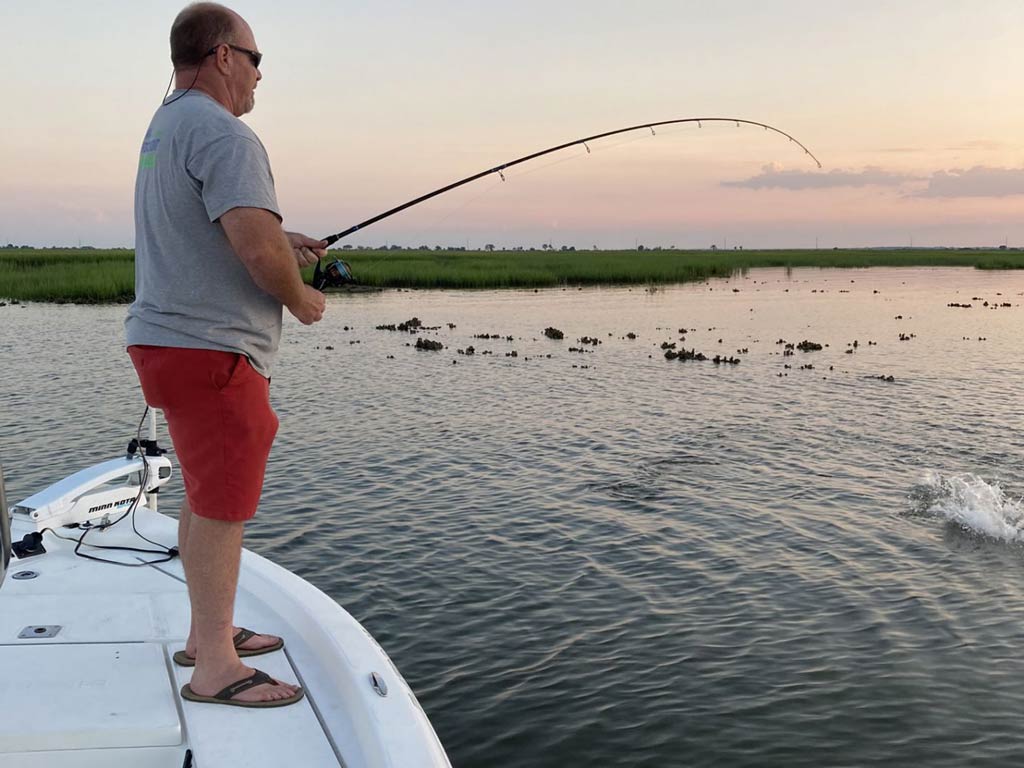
[127,345,278,522]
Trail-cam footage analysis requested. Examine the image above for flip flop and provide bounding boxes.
[172,628,284,667]
[180,669,304,709]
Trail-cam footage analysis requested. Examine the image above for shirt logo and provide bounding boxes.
[139,134,161,169]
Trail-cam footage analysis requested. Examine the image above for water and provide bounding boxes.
[2,267,1023,766]
[912,472,1024,543]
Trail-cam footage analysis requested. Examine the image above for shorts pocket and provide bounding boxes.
[211,352,246,391]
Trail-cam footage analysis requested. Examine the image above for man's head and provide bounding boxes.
[169,3,261,116]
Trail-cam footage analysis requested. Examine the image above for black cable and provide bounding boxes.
[47,406,178,567]
[161,65,202,107]
[74,532,177,566]
[93,406,152,533]
[129,407,174,553]
[42,526,176,566]
[161,47,216,107]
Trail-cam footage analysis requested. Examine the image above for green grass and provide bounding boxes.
[0,249,136,303]
[308,248,1024,289]
[2,247,1022,303]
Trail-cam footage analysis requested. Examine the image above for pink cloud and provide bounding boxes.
[914,166,1024,198]
[724,165,919,190]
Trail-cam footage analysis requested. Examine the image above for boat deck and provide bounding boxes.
[0,506,448,768]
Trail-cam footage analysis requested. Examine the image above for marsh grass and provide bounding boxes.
[0,249,135,303]
[2,247,1022,303]
[309,248,1024,288]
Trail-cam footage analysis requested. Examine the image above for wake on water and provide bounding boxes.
[909,471,1024,542]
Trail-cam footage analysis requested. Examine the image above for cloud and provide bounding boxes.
[726,163,1024,198]
[874,140,1008,154]
[724,165,920,190]
[943,139,1007,152]
[913,166,1024,198]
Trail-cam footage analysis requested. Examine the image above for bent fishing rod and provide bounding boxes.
[314,117,821,286]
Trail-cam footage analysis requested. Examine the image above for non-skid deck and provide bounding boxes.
[0,506,448,767]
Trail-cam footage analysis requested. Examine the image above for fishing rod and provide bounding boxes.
[314,117,822,287]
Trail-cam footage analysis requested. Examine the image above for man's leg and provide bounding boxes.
[178,497,191,568]
[182,514,299,702]
[179,498,284,660]
[134,348,291,700]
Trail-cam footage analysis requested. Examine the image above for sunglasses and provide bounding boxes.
[206,43,263,69]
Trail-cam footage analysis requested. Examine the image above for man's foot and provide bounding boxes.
[175,627,284,667]
[182,666,303,708]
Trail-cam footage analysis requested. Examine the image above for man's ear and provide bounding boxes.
[211,44,232,75]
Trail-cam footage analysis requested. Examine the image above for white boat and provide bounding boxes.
[0,414,451,768]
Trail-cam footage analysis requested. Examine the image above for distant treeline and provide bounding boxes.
[2,247,1022,304]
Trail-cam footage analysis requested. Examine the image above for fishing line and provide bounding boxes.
[502,130,652,182]
[364,121,775,253]
[385,153,579,254]
[403,177,507,247]
[410,149,591,243]
[411,149,594,242]
[339,176,510,276]
[312,117,821,288]
[318,117,822,248]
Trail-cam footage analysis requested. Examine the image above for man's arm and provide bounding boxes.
[219,207,325,325]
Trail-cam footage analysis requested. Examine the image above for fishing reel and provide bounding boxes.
[312,257,356,290]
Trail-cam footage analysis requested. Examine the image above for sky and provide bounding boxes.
[2,0,1024,250]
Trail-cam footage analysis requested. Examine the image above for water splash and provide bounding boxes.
[910,471,1024,542]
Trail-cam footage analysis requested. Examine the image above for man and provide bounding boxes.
[125,2,326,708]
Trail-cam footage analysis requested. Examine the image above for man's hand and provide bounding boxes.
[285,231,327,268]
[288,284,326,325]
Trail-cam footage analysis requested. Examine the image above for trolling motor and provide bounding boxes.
[10,453,172,534]
[5,410,180,568]
[312,257,356,290]
[9,412,172,534]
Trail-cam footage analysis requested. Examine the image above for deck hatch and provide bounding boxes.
[0,642,181,752]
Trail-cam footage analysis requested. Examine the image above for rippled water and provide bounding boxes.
[2,267,1024,767]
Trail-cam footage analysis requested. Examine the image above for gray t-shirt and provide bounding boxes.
[125,89,283,376]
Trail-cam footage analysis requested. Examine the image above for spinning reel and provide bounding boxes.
[312,257,356,290]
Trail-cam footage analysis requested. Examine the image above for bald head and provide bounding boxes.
[167,3,261,117]
[170,3,243,69]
